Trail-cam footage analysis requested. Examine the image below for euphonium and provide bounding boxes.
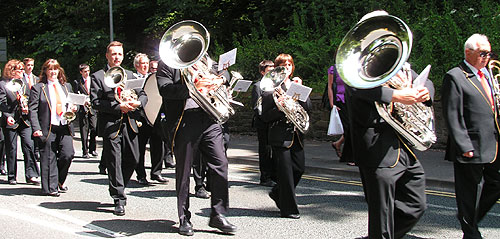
[336,12,436,151]
[260,66,310,133]
[5,78,29,115]
[103,66,138,104]
[159,20,240,124]
[487,59,500,111]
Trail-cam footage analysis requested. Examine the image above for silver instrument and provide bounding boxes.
[260,66,310,133]
[5,78,29,115]
[103,66,138,104]
[336,13,436,151]
[159,20,241,124]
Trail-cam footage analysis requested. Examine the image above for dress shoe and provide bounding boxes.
[178,220,194,236]
[82,154,90,159]
[58,184,68,193]
[164,162,176,168]
[44,192,60,197]
[99,167,107,175]
[151,175,169,183]
[9,180,17,185]
[268,191,280,209]
[281,213,300,219]
[208,214,237,233]
[137,178,150,185]
[91,151,99,157]
[260,180,277,187]
[114,205,125,216]
[194,187,210,199]
[27,177,41,185]
[0,169,6,175]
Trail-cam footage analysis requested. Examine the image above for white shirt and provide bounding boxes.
[47,80,69,125]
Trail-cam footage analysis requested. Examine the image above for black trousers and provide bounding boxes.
[454,160,500,239]
[78,111,97,155]
[271,138,305,216]
[135,122,164,179]
[38,125,74,194]
[173,110,228,224]
[4,124,39,181]
[103,121,139,206]
[256,126,276,182]
[335,102,353,163]
[358,149,427,239]
[0,127,5,171]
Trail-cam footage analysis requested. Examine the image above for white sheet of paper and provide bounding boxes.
[286,83,312,102]
[218,48,237,71]
[124,78,145,90]
[232,80,252,92]
[67,93,88,105]
[413,64,431,88]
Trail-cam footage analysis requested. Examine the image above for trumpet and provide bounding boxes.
[62,111,76,122]
[5,78,29,115]
[103,66,138,105]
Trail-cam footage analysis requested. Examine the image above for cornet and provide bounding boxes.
[103,66,138,105]
[5,78,29,115]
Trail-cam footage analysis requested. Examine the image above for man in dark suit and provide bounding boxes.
[251,60,276,187]
[156,58,237,236]
[76,64,97,159]
[23,58,41,161]
[90,41,147,216]
[441,34,500,239]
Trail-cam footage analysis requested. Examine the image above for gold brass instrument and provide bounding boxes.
[336,12,436,151]
[5,78,29,115]
[488,59,500,111]
[260,66,310,133]
[103,66,138,104]
[62,110,76,122]
[159,20,240,124]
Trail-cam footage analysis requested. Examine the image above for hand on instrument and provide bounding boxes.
[392,88,420,105]
[7,116,16,126]
[414,86,431,103]
[33,130,43,137]
[120,101,136,113]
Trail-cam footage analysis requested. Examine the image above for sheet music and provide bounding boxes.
[413,64,431,88]
[218,48,237,71]
[67,93,88,105]
[124,79,145,90]
[286,83,312,102]
[232,80,252,92]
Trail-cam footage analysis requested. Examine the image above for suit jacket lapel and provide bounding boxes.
[41,83,52,113]
[460,62,495,113]
[80,77,90,95]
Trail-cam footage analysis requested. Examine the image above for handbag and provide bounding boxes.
[327,107,344,136]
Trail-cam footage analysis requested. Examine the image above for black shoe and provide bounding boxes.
[269,191,280,209]
[114,205,125,216]
[9,180,17,185]
[58,184,68,193]
[99,167,107,175]
[260,180,277,187]
[0,169,6,175]
[91,151,99,157]
[44,192,60,197]
[137,178,150,185]
[208,214,237,233]
[195,187,210,199]
[178,220,194,236]
[26,177,41,185]
[151,175,169,183]
[164,163,176,168]
[82,154,89,159]
[281,213,300,219]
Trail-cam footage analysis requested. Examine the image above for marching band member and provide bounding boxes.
[29,59,76,197]
[442,34,500,239]
[76,64,98,159]
[261,54,311,219]
[0,59,40,186]
[90,41,147,216]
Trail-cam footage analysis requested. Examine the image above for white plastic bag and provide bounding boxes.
[327,107,344,136]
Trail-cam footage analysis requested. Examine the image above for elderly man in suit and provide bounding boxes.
[442,33,500,239]
[90,41,147,216]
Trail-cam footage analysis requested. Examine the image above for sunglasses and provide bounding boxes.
[479,51,492,58]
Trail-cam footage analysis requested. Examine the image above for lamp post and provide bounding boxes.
[109,0,114,42]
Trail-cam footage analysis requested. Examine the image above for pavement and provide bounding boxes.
[226,134,454,189]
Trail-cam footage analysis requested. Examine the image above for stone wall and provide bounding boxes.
[227,92,448,150]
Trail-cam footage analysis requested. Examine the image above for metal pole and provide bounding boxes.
[109,0,114,42]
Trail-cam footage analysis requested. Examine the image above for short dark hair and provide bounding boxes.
[79,64,89,72]
[259,60,273,73]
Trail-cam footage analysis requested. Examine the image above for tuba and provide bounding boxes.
[158,20,240,124]
[103,66,138,104]
[336,12,436,151]
[487,59,500,112]
[260,66,310,133]
[6,78,29,115]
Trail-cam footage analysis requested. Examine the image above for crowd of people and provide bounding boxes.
[1,10,500,238]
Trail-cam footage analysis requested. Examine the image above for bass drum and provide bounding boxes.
[143,73,163,125]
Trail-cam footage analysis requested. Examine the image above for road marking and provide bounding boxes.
[428,203,500,217]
